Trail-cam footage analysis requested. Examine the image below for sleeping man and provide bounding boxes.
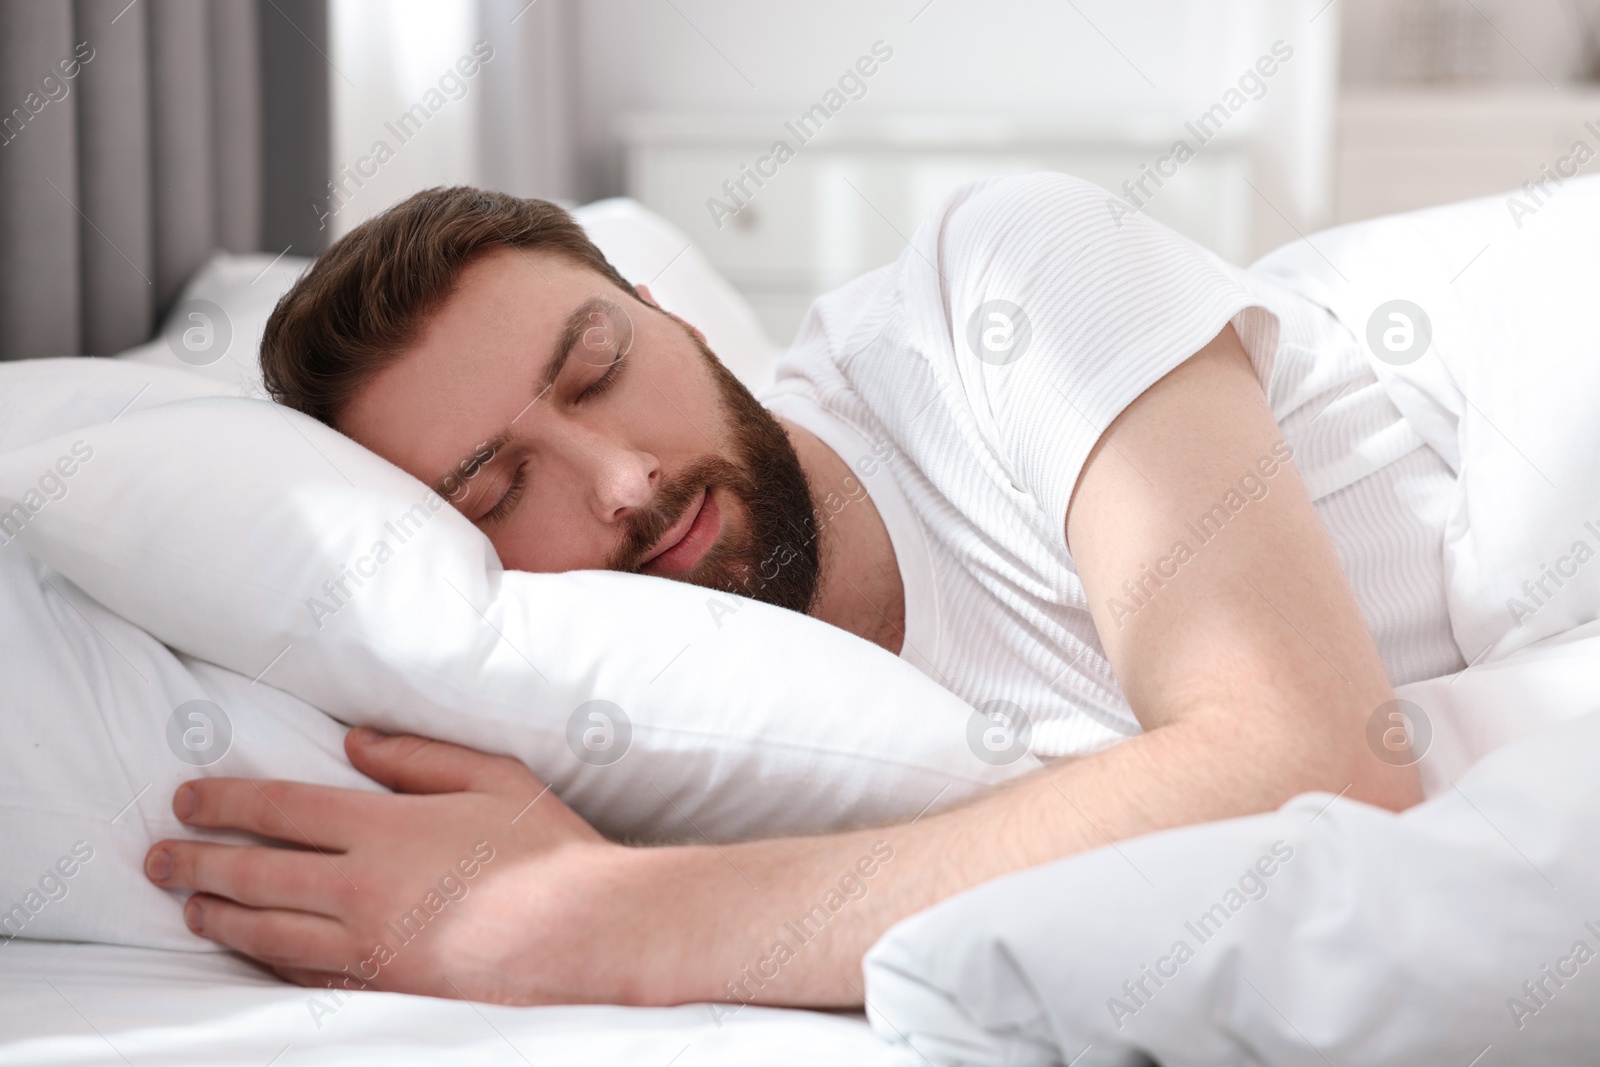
[142,172,1453,1007]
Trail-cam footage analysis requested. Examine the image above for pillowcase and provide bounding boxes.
[118,252,315,391]
[0,372,1036,843]
[1250,174,1600,663]
[0,357,234,454]
[0,539,380,951]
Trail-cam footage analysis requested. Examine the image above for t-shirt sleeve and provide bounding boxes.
[924,171,1280,535]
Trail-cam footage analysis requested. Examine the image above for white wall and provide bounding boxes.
[328,0,579,237]
[327,0,483,239]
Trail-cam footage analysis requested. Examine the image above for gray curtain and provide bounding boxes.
[0,0,330,361]
[478,0,577,204]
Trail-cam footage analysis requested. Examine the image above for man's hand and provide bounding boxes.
[144,729,638,1005]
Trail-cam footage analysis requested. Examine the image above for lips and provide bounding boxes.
[640,487,721,576]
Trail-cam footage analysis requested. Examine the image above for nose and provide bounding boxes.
[571,430,659,524]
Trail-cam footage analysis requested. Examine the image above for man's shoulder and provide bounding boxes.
[775,262,905,381]
[765,171,1142,423]
[923,171,1124,250]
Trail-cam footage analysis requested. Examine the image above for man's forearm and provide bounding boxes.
[621,708,1414,1009]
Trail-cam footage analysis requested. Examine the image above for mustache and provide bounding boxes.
[606,455,745,572]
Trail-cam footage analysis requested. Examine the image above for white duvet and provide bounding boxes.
[864,623,1600,1066]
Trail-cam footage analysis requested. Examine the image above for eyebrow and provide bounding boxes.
[430,295,619,498]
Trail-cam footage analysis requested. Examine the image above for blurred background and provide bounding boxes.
[4,0,1600,359]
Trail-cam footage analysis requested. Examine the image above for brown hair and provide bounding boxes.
[260,186,639,428]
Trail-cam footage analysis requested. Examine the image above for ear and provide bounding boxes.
[637,284,709,345]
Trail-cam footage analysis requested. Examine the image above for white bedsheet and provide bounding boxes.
[0,940,895,1066]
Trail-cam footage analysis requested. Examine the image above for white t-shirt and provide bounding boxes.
[762,172,1465,758]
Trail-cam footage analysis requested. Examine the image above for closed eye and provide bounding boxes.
[480,345,627,524]
[481,459,528,524]
[577,350,627,402]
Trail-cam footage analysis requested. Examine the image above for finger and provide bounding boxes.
[345,729,535,797]
[146,840,354,914]
[175,778,365,850]
[183,893,355,973]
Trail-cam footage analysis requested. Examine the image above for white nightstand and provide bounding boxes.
[1335,88,1600,226]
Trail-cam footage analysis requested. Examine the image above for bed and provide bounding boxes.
[4,546,1599,1067]
[7,4,1600,1055]
[0,940,898,1067]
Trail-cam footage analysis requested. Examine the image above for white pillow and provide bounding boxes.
[0,357,233,454]
[0,540,378,951]
[0,373,1034,844]
[1249,174,1600,664]
[120,252,315,391]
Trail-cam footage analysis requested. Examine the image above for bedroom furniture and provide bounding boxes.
[1335,86,1600,224]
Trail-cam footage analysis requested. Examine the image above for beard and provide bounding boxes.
[604,328,822,616]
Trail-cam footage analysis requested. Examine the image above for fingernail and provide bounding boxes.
[349,727,383,745]
[174,784,196,821]
[184,898,204,933]
[146,848,172,882]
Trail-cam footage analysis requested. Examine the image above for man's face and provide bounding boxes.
[340,246,821,614]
